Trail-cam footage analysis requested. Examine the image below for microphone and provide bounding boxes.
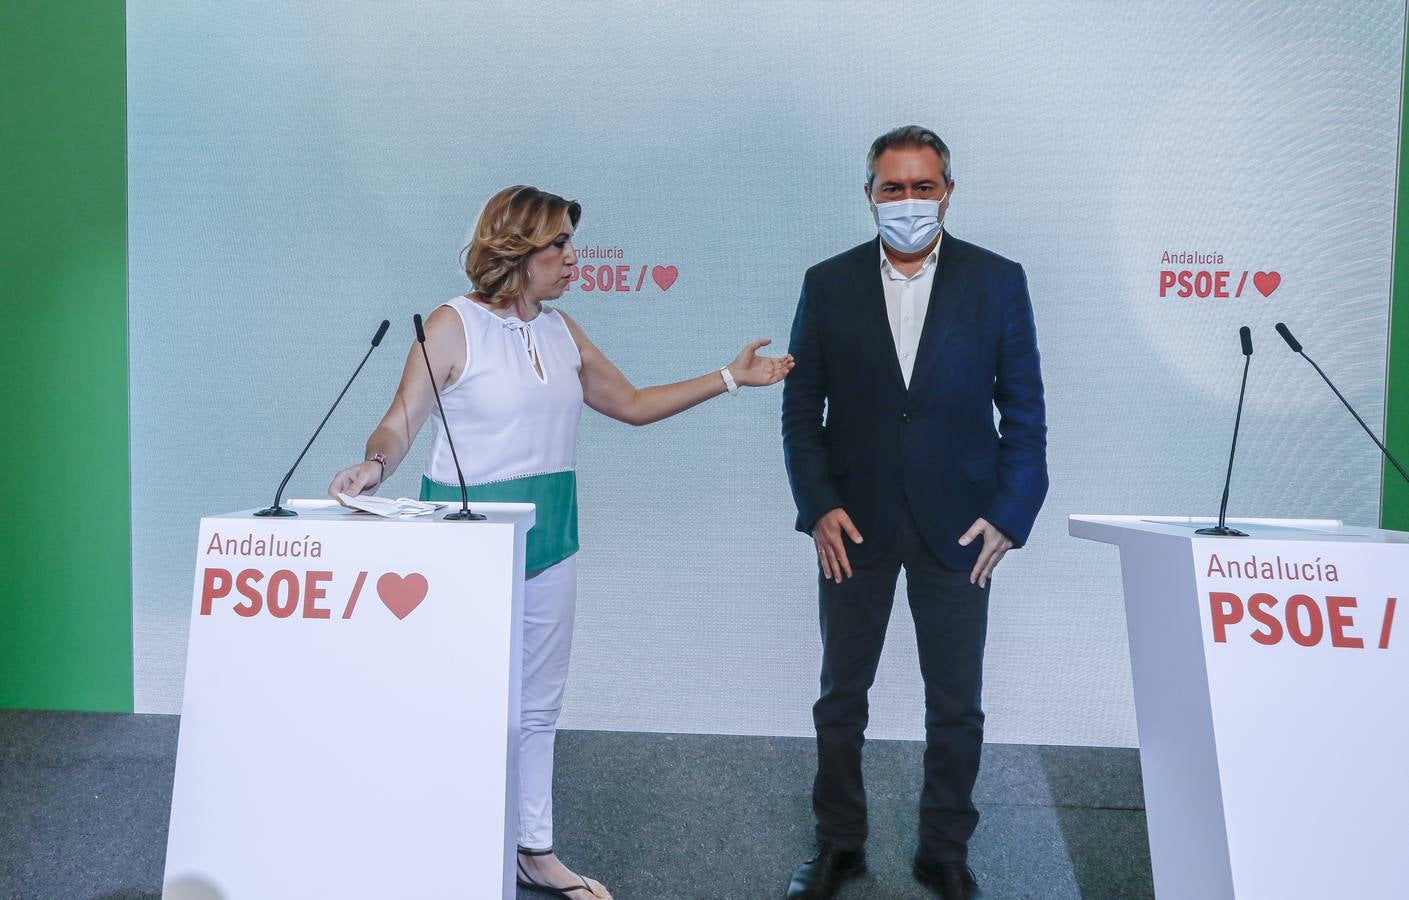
[414,313,484,521]
[1275,322,1409,485]
[1198,326,1253,536]
[256,319,391,517]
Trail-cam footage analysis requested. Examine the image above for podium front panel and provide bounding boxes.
[1192,536,1408,899]
[163,502,533,900]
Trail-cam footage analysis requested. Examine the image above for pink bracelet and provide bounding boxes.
[369,452,388,481]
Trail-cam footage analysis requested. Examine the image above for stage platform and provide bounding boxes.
[0,711,1152,899]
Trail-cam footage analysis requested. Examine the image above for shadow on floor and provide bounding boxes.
[1039,745,1153,900]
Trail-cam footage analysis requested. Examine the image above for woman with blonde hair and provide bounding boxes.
[329,185,791,898]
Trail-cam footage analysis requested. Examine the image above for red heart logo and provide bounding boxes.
[1253,271,1281,297]
[376,572,427,620]
[651,265,678,291]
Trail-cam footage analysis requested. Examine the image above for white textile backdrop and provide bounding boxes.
[127,1,1405,745]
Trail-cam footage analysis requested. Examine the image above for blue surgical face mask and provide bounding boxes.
[873,195,946,254]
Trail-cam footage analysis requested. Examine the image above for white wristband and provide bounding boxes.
[719,366,739,396]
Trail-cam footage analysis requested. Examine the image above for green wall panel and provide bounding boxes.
[1386,14,1409,530]
[0,5,132,711]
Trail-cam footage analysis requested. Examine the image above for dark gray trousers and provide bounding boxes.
[812,503,990,862]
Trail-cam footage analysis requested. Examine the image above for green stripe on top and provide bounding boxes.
[421,470,579,573]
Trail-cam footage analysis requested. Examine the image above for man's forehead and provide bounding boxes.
[876,173,941,183]
[875,147,944,179]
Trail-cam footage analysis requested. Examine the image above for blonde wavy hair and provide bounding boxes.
[463,185,581,304]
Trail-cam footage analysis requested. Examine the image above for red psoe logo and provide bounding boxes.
[198,567,430,622]
[561,245,679,295]
[1208,591,1396,649]
[1158,269,1281,299]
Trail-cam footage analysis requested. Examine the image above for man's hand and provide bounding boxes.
[813,508,864,583]
[958,517,1012,588]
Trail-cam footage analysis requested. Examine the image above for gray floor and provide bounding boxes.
[0,711,1152,900]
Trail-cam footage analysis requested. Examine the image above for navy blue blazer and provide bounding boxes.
[782,233,1048,571]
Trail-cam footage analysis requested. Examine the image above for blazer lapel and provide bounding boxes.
[908,232,969,392]
[850,237,906,392]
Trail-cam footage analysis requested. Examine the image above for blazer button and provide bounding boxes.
[901,412,911,423]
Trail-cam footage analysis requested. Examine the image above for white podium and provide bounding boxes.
[163,500,535,900]
[1070,515,1409,899]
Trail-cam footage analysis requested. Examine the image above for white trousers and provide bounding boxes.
[518,554,577,850]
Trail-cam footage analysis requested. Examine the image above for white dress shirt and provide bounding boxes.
[880,235,941,387]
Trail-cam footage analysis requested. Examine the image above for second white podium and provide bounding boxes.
[1071,515,1409,900]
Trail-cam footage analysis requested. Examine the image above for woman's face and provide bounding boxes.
[523,226,577,302]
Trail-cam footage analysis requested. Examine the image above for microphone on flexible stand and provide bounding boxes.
[1198,326,1254,536]
[256,319,391,517]
[414,313,484,521]
[1275,322,1409,485]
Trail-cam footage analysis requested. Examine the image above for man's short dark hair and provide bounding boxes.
[866,125,952,186]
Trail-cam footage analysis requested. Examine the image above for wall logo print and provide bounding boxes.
[1158,250,1280,300]
[565,245,679,294]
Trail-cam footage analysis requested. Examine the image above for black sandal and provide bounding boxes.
[516,846,604,898]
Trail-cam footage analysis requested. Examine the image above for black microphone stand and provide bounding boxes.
[414,313,484,521]
[1276,322,1409,486]
[256,320,391,518]
[1198,326,1253,536]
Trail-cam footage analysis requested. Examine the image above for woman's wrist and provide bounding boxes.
[367,452,388,485]
[719,365,740,396]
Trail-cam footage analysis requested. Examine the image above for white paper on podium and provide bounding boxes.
[335,492,447,517]
[163,501,534,900]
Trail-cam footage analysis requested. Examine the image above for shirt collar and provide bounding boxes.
[879,232,943,279]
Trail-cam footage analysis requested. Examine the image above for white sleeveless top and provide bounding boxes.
[425,296,584,486]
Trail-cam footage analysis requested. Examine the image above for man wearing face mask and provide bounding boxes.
[781,126,1048,900]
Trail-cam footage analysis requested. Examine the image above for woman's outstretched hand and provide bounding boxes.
[729,338,794,387]
[328,461,383,505]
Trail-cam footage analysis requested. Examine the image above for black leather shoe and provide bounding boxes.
[784,843,866,899]
[912,855,980,899]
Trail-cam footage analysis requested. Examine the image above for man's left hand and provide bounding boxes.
[958,517,1012,588]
